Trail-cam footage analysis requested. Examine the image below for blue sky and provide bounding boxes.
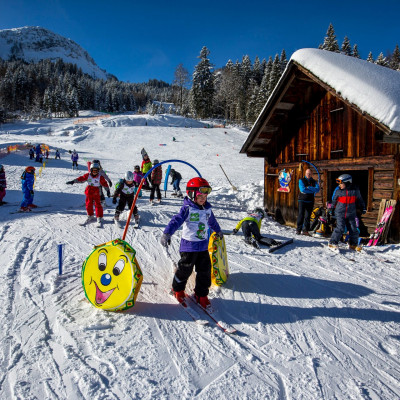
[1,0,399,84]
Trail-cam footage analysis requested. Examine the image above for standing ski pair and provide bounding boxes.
[160,177,223,310]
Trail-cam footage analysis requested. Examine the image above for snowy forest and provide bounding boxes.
[0,23,399,126]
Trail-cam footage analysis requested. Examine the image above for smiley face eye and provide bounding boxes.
[113,259,125,276]
[99,252,107,271]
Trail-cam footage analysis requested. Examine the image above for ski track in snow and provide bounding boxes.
[0,112,399,399]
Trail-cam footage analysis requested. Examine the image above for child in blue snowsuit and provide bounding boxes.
[20,166,36,211]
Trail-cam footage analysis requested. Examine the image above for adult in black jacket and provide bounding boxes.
[296,169,320,235]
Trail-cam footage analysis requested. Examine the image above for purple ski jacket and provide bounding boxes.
[164,197,221,252]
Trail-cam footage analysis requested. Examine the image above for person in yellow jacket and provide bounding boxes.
[232,208,280,248]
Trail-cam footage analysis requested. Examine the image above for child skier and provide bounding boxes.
[149,159,162,204]
[29,147,35,160]
[89,159,112,203]
[0,165,7,205]
[71,150,79,170]
[112,171,140,228]
[232,208,280,248]
[141,152,152,189]
[20,166,36,212]
[160,177,223,309]
[328,174,366,252]
[55,149,61,159]
[170,169,183,197]
[66,161,110,226]
[133,165,144,197]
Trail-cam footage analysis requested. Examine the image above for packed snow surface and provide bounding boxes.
[291,48,400,132]
[0,113,399,399]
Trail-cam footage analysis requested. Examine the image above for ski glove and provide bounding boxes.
[30,190,34,195]
[66,180,75,185]
[362,209,367,215]
[106,189,111,197]
[232,228,238,235]
[160,233,171,247]
[112,197,117,204]
[215,231,224,239]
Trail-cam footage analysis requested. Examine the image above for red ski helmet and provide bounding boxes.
[186,177,212,200]
[25,166,35,174]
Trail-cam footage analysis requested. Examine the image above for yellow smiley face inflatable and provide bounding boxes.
[82,239,143,311]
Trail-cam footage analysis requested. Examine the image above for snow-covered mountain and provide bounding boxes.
[0,26,109,80]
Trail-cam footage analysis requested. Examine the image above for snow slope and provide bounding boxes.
[0,113,399,399]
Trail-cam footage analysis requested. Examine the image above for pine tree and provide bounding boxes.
[320,23,340,52]
[389,44,400,70]
[268,54,281,94]
[352,44,361,59]
[341,36,352,56]
[191,46,214,118]
[375,52,387,67]
[367,52,374,63]
[173,63,190,110]
[280,49,288,73]
[252,56,263,85]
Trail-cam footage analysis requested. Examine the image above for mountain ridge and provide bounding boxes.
[0,26,110,80]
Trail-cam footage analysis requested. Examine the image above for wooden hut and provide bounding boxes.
[240,48,400,242]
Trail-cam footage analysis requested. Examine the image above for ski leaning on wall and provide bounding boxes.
[366,205,393,246]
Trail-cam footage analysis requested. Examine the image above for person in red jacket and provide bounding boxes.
[149,159,162,204]
[66,161,110,225]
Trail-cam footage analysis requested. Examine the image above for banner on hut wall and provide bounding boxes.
[277,169,294,192]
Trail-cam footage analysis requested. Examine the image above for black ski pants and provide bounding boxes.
[150,184,161,201]
[241,220,275,246]
[297,201,314,233]
[115,195,138,217]
[172,250,211,297]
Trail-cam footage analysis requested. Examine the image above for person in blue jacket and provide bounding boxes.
[20,166,36,212]
[35,144,42,162]
[160,177,223,309]
[296,168,320,235]
[329,174,366,251]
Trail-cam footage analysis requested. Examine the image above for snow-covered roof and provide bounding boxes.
[291,48,400,133]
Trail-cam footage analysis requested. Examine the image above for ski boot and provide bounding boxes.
[28,204,38,209]
[328,243,339,253]
[96,217,103,227]
[133,214,140,228]
[81,215,96,226]
[349,244,362,252]
[172,290,186,304]
[195,294,211,310]
[114,215,122,228]
[177,190,183,198]
[19,206,31,212]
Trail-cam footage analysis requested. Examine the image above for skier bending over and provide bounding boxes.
[66,161,110,225]
[112,171,140,227]
[170,168,183,197]
[160,177,223,310]
[232,208,280,247]
[328,174,366,251]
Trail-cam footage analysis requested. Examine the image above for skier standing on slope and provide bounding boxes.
[160,177,223,309]
[0,164,7,205]
[328,174,366,251]
[66,162,110,225]
[89,159,112,204]
[19,166,37,212]
[112,171,140,227]
[133,165,144,197]
[141,151,152,189]
[232,208,280,248]
[149,159,162,204]
[71,150,79,170]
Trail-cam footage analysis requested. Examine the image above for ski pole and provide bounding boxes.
[219,164,237,191]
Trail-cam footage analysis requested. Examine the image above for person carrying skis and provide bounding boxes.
[149,159,162,204]
[133,165,144,197]
[20,166,36,212]
[296,168,320,235]
[89,159,112,204]
[71,150,79,170]
[160,177,223,309]
[170,168,183,197]
[112,171,140,227]
[66,161,110,225]
[232,208,280,248]
[328,174,366,251]
[0,164,7,205]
